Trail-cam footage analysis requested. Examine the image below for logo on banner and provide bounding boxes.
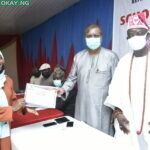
[120,9,150,25]
[132,0,143,4]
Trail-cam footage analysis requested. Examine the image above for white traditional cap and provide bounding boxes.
[127,12,149,30]
[39,63,50,71]
[0,51,4,60]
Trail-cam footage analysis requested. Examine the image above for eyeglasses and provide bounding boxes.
[86,34,101,38]
[127,28,148,39]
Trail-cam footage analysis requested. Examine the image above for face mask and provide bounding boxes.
[42,71,51,78]
[128,34,147,51]
[53,80,62,87]
[85,37,101,50]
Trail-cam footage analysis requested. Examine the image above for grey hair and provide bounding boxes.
[84,23,102,37]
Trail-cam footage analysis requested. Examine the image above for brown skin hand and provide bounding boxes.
[116,113,130,134]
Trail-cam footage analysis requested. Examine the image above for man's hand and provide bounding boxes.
[116,114,130,134]
[12,98,25,112]
[26,107,39,116]
[57,87,65,96]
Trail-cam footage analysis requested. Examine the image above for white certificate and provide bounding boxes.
[24,83,57,108]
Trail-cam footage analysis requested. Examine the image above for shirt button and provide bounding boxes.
[148,122,150,125]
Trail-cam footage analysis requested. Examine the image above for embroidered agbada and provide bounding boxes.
[105,52,150,150]
[63,48,118,136]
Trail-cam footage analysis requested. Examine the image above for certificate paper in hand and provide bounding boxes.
[24,83,57,108]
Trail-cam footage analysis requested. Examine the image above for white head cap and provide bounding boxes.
[0,51,4,60]
[39,63,50,71]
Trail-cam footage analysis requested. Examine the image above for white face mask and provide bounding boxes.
[128,34,147,51]
[85,37,101,50]
[53,80,62,87]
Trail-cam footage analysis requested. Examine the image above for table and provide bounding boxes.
[11,109,64,128]
[11,116,133,150]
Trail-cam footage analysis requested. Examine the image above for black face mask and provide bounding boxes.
[33,72,41,78]
[0,65,5,74]
[42,71,51,79]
